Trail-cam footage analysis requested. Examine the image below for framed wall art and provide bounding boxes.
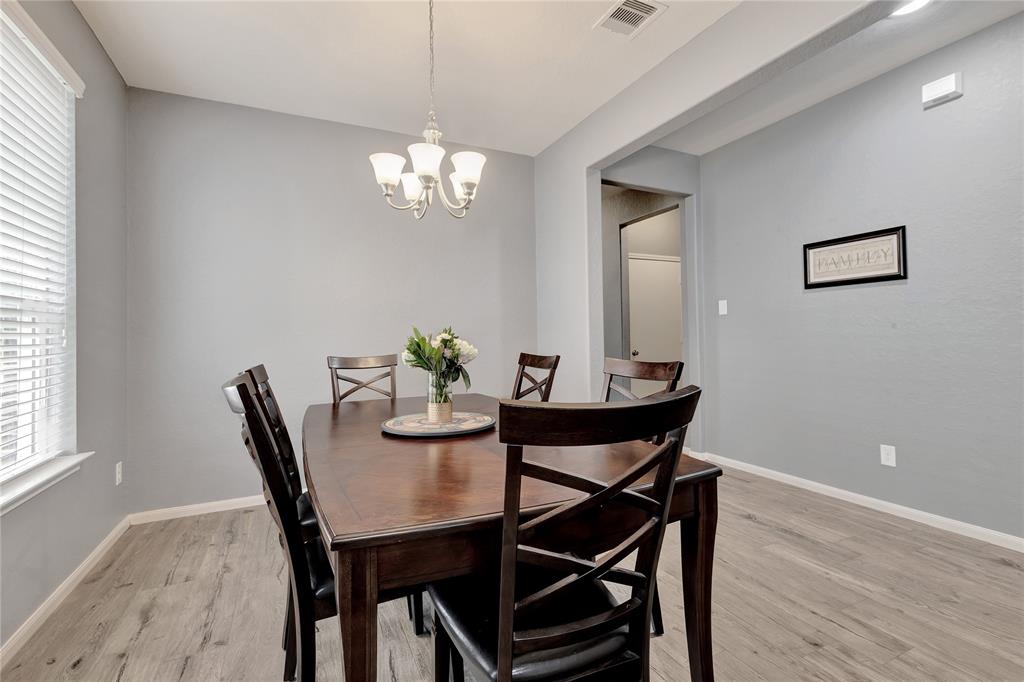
[804,226,907,289]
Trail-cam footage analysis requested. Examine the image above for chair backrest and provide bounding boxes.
[495,386,702,680]
[221,374,316,614]
[327,354,398,403]
[510,352,560,401]
[601,357,683,402]
[243,364,302,500]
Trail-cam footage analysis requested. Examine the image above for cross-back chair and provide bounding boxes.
[327,354,398,403]
[511,353,560,401]
[601,357,683,402]
[599,357,684,637]
[430,386,702,682]
[223,374,335,682]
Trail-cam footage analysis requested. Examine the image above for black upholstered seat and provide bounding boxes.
[305,537,335,603]
[430,570,635,682]
[296,491,318,534]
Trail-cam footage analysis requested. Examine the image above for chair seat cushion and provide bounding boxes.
[297,491,318,531]
[305,538,335,603]
[429,570,634,682]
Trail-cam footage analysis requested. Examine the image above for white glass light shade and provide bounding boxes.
[451,151,486,187]
[408,143,445,179]
[369,153,406,187]
[401,173,424,202]
[449,173,467,203]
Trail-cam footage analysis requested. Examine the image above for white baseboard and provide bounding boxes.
[127,494,264,525]
[686,449,1024,554]
[0,494,265,661]
[0,516,130,663]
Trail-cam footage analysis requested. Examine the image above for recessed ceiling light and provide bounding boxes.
[891,0,932,17]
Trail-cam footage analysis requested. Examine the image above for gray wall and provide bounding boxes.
[1,1,128,643]
[124,90,536,512]
[699,15,1023,535]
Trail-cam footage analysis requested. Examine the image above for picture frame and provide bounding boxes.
[804,225,907,289]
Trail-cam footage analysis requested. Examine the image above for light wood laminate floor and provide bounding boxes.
[4,467,1023,681]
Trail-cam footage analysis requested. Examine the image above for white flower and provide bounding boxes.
[429,336,441,348]
[437,332,452,341]
[455,338,478,363]
[443,348,453,358]
[401,350,416,367]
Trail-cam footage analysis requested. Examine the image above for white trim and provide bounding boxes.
[0,452,95,516]
[127,495,264,526]
[0,494,266,659]
[1,0,85,97]
[0,516,128,662]
[686,449,1024,554]
[627,252,681,263]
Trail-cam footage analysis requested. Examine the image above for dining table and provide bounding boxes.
[302,393,722,682]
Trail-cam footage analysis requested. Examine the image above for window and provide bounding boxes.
[0,4,79,480]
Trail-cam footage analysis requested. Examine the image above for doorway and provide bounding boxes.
[620,206,683,397]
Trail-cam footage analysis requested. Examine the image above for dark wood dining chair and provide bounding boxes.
[600,357,684,637]
[429,387,702,682]
[511,353,560,401]
[222,374,336,682]
[324,355,428,633]
[327,354,398,403]
[243,365,323,677]
[601,357,683,402]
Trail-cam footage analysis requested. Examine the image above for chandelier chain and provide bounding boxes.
[428,0,435,113]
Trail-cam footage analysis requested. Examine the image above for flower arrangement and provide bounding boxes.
[402,327,478,421]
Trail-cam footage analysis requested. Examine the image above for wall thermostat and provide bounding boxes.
[922,72,962,110]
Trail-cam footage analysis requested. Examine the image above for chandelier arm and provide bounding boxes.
[435,179,472,214]
[385,195,420,211]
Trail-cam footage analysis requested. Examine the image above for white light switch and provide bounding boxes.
[880,444,896,467]
[718,300,728,316]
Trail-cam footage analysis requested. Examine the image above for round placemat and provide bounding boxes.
[382,412,496,438]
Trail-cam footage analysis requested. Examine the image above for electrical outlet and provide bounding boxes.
[718,300,728,316]
[880,444,896,467]
[115,461,123,486]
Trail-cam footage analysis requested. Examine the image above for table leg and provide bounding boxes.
[680,478,717,681]
[337,548,379,682]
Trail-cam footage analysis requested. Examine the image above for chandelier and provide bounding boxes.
[369,0,486,219]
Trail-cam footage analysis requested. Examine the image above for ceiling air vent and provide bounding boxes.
[594,0,667,38]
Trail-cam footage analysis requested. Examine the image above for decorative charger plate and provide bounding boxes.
[382,412,496,438]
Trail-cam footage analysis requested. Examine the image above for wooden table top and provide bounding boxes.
[302,393,720,551]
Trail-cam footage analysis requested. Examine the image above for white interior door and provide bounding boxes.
[627,255,683,397]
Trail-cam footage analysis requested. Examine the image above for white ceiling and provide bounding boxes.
[74,0,738,156]
[654,1,1022,156]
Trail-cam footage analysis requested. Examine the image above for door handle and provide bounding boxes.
[631,350,639,357]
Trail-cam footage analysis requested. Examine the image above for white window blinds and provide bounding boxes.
[0,7,76,478]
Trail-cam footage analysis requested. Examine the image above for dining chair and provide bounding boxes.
[243,365,323,676]
[510,353,560,401]
[327,354,398,403]
[324,354,428,634]
[222,374,336,682]
[600,357,683,637]
[429,386,702,682]
[601,357,683,402]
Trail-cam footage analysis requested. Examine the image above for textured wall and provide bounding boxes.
[699,15,1023,534]
[1,1,128,644]
[124,90,536,512]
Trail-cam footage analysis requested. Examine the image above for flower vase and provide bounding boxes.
[427,373,453,424]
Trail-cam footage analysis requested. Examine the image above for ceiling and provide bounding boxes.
[654,1,1022,156]
[74,0,738,156]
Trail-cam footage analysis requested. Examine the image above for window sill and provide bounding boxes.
[0,452,95,516]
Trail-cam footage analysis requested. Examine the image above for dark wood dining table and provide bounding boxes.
[302,393,721,681]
